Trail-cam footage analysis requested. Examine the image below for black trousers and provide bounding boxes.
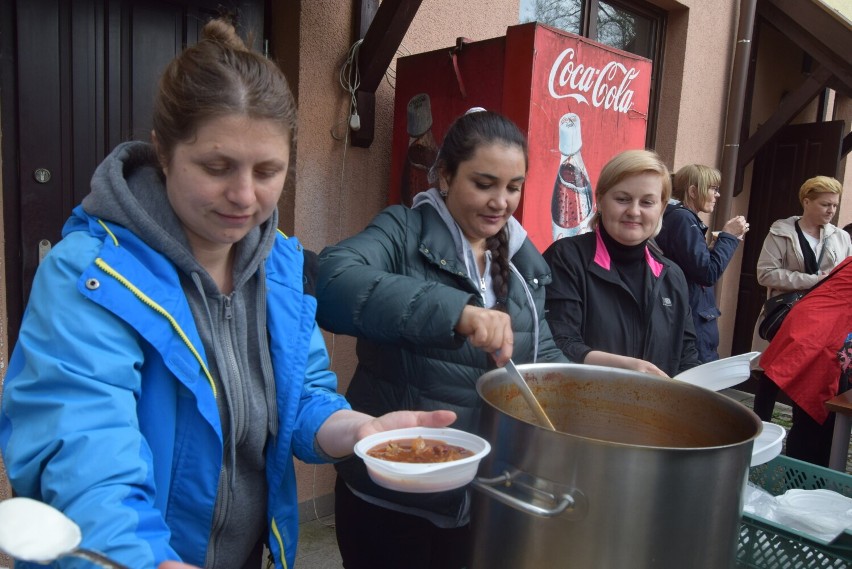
[752,370,780,421]
[334,476,471,569]
[784,374,849,467]
[240,537,265,569]
[785,403,835,467]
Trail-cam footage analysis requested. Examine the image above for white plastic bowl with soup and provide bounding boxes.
[354,427,491,493]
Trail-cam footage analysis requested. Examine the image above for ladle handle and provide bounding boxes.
[71,548,132,569]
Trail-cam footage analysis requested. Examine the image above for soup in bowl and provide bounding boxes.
[354,427,491,493]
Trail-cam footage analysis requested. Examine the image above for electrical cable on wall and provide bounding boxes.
[332,38,363,141]
[342,39,362,132]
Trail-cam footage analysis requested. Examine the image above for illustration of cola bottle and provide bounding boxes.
[551,113,594,241]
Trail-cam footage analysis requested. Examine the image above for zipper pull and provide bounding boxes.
[224,296,233,320]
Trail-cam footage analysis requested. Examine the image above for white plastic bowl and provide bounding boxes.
[674,351,761,391]
[751,422,786,466]
[354,427,491,493]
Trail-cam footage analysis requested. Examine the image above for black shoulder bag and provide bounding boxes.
[758,237,826,341]
[758,289,808,341]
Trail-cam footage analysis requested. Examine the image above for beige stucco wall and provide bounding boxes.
[656,0,739,169]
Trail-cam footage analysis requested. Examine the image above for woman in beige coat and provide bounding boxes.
[752,175,852,420]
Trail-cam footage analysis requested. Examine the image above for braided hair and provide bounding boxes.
[428,110,528,312]
[486,226,511,311]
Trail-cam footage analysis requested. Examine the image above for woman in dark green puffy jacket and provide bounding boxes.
[316,109,567,569]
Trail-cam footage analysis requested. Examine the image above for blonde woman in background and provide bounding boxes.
[752,175,852,421]
[655,164,748,363]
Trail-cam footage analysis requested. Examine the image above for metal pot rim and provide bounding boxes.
[476,362,762,450]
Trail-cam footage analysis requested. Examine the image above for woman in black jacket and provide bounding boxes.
[544,149,701,377]
[316,109,567,569]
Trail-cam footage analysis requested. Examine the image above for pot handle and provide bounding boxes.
[472,471,577,518]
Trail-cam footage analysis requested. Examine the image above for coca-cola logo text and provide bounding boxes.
[547,48,640,113]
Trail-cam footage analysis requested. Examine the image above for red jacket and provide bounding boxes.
[761,256,852,422]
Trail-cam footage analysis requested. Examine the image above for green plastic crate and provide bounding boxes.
[737,455,852,568]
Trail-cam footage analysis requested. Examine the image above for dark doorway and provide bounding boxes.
[731,120,844,359]
[1,0,265,348]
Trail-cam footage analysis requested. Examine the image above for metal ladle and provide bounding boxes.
[504,359,557,431]
[0,497,130,569]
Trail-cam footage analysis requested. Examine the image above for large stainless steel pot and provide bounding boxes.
[471,363,762,569]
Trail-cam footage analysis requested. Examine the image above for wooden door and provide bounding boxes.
[1,0,264,347]
[731,120,844,356]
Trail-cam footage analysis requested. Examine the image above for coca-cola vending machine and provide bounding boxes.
[389,22,652,252]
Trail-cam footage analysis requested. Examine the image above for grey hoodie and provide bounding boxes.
[83,140,276,569]
[412,187,528,307]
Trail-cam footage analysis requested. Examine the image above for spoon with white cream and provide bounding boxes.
[0,497,129,568]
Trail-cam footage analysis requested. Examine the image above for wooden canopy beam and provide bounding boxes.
[737,65,833,170]
[759,0,852,95]
[350,0,423,148]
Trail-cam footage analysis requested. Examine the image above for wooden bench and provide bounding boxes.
[825,389,852,472]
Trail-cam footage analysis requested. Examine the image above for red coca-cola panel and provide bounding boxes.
[389,22,652,252]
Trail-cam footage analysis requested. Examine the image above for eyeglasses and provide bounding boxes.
[709,186,721,196]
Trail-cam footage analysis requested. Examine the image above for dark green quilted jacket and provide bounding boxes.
[316,202,567,526]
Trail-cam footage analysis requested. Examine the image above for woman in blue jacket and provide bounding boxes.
[544,149,701,378]
[316,109,567,569]
[654,164,749,363]
[0,18,452,569]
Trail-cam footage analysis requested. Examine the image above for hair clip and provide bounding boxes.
[465,106,487,115]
